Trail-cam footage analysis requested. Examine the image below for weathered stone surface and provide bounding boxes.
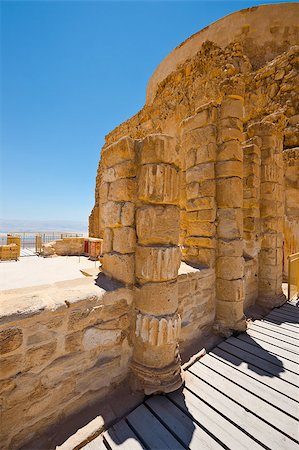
[0,328,23,355]
[102,253,135,285]
[101,136,135,168]
[220,97,244,119]
[140,134,179,166]
[135,246,180,283]
[113,227,136,254]
[83,328,122,350]
[121,202,135,226]
[108,179,137,202]
[102,202,122,228]
[102,161,136,182]
[216,278,244,301]
[216,178,243,208]
[138,164,179,204]
[217,256,244,280]
[217,140,243,162]
[135,281,178,316]
[136,205,180,245]
[217,208,243,239]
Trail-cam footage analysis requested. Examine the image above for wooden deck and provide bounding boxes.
[83,301,299,450]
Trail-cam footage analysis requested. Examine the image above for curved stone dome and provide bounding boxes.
[146,2,299,104]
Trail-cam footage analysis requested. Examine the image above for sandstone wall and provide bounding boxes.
[41,237,85,257]
[0,279,133,449]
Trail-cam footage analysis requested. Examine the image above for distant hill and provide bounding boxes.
[0,218,88,234]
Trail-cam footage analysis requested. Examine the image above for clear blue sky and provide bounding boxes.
[0,0,290,226]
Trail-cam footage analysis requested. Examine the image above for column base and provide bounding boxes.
[256,292,286,310]
[213,315,247,337]
[130,358,184,395]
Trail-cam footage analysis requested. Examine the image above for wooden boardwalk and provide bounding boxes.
[83,301,299,450]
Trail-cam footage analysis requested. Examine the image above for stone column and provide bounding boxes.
[248,119,286,308]
[215,80,247,332]
[242,135,262,309]
[100,137,137,286]
[180,102,218,268]
[131,134,183,395]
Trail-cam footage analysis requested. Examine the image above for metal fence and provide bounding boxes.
[0,232,84,255]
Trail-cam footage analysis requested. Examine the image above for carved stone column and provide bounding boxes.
[100,137,137,285]
[131,134,183,395]
[248,119,286,308]
[180,103,217,268]
[215,80,247,332]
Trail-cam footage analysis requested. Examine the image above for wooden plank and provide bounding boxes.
[219,338,299,379]
[255,320,299,339]
[238,334,299,364]
[263,316,299,333]
[269,310,299,324]
[173,371,295,450]
[246,328,299,354]
[103,419,145,450]
[206,350,299,415]
[126,404,185,450]
[281,304,299,314]
[190,361,298,441]
[249,323,299,346]
[82,435,107,450]
[146,396,222,450]
[267,311,299,327]
[168,380,261,449]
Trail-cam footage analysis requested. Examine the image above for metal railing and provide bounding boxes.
[0,232,84,255]
[288,252,299,301]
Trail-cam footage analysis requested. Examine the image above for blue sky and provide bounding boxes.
[1,0,291,227]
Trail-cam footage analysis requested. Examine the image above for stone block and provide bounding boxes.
[195,143,217,165]
[197,248,216,267]
[217,278,244,301]
[219,117,243,132]
[185,237,216,249]
[25,341,57,372]
[101,202,121,228]
[140,134,179,167]
[182,124,216,149]
[108,179,137,202]
[216,161,243,179]
[182,106,217,133]
[186,163,215,183]
[102,228,113,254]
[216,300,244,324]
[113,227,136,254]
[186,197,216,211]
[135,246,180,284]
[0,354,23,380]
[192,209,217,222]
[217,127,244,144]
[102,161,136,182]
[65,331,83,353]
[217,256,244,280]
[187,221,216,237]
[260,233,283,249]
[138,164,179,204]
[217,208,243,239]
[121,202,135,226]
[102,253,135,285]
[135,281,178,316]
[0,328,23,355]
[216,178,243,208]
[220,97,244,119]
[217,140,243,162]
[136,205,179,245]
[98,181,109,205]
[82,328,122,351]
[217,239,243,256]
[101,137,135,168]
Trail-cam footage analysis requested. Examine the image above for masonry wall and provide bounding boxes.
[0,280,133,450]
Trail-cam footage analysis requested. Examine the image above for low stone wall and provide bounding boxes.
[178,263,216,346]
[0,278,133,450]
[42,237,85,257]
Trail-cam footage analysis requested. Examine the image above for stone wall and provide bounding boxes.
[0,279,133,449]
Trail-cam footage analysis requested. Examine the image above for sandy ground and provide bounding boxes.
[0,256,100,290]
